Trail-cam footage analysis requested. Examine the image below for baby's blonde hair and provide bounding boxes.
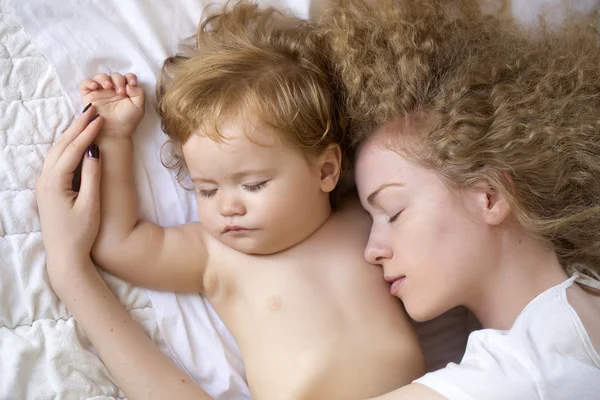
[157,0,346,185]
[324,0,600,275]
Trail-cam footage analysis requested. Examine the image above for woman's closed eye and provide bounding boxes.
[243,181,268,193]
[389,210,403,223]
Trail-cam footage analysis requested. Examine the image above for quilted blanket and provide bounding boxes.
[0,1,168,398]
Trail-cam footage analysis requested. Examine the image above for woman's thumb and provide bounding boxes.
[77,144,101,209]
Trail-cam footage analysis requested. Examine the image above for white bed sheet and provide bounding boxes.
[0,1,169,399]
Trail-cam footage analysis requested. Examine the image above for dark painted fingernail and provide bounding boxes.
[87,144,100,159]
[91,114,100,122]
[72,157,84,192]
[82,103,92,113]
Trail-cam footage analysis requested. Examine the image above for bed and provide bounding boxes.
[1,0,596,399]
[0,2,171,398]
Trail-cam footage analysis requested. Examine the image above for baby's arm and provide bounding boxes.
[83,73,208,293]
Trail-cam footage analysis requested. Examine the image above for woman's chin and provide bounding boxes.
[405,301,449,323]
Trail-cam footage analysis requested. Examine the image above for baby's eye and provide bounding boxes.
[243,181,268,193]
[198,188,218,198]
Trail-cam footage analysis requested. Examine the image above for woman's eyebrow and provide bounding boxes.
[367,183,404,206]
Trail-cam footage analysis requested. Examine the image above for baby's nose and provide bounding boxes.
[219,194,246,216]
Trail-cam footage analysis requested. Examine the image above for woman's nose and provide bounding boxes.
[364,237,392,266]
[219,192,246,217]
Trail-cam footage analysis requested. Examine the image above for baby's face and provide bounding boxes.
[182,120,331,254]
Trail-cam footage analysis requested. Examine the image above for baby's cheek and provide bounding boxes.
[258,199,281,222]
[196,205,213,225]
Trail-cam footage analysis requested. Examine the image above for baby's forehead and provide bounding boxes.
[185,129,284,158]
[182,115,308,176]
[183,132,285,177]
[198,113,283,144]
[184,116,303,161]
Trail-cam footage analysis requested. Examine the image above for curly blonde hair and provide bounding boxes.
[324,0,600,275]
[157,0,346,186]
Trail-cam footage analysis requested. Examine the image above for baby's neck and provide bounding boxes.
[468,230,568,331]
[267,198,334,254]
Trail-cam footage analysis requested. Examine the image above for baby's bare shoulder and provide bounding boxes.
[300,192,372,253]
[330,191,372,229]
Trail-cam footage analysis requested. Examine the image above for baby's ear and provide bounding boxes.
[317,144,342,193]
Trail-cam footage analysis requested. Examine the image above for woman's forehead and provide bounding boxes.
[356,140,410,184]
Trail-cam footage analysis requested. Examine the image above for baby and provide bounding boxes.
[84,1,424,399]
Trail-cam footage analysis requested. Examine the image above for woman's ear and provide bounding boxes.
[317,144,342,193]
[470,181,511,226]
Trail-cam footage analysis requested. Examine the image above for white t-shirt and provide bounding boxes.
[414,274,600,400]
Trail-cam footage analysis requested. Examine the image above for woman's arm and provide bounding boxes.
[35,107,213,400]
[368,383,446,400]
[50,255,212,400]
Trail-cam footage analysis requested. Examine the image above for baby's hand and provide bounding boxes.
[80,73,145,138]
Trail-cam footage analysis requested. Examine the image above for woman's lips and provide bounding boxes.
[385,275,406,295]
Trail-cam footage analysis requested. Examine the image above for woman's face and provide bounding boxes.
[354,122,499,322]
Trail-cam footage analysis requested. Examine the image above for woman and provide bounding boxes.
[323,0,600,398]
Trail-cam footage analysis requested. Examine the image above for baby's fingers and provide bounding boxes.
[126,83,144,97]
[92,73,113,89]
[79,79,99,95]
[111,72,127,95]
[125,73,138,86]
[125,84,146,108]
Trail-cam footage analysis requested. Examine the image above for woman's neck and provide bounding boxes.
[467,228,568,331]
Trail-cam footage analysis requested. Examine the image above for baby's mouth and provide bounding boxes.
[223,225,251,233]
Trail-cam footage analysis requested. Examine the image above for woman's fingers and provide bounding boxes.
[45,106,98,168]
[111,72,127,95]
[75,145,101,212]
[56,115,103,173]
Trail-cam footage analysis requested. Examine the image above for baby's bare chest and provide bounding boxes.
[221,255,361,330]
[212,246,392,348]
[209,256,409,399]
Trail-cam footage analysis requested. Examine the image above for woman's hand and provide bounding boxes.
[35,106,103,276]
[35,104,213,400]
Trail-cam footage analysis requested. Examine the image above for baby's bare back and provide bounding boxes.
[203,198,425,400]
